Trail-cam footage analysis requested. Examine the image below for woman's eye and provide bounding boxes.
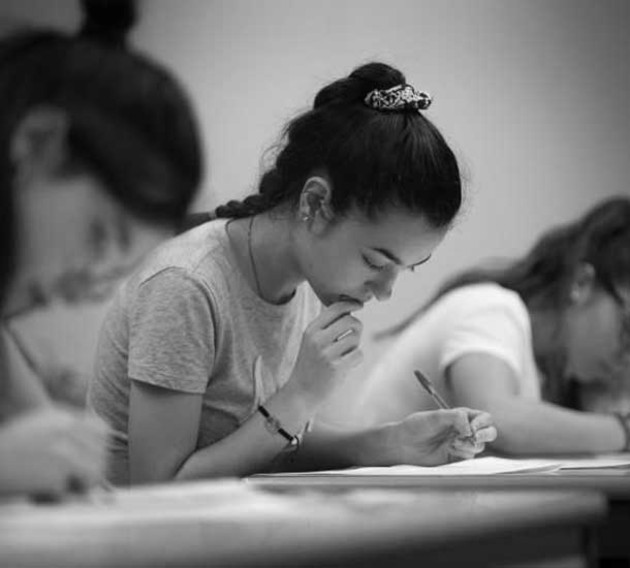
[363,255,386,272]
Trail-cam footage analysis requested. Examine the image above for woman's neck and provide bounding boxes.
[233,212,304,305]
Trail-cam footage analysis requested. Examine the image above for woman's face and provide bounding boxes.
[299,205,446,308]
[7,172,170,316]
[564,286,630,386]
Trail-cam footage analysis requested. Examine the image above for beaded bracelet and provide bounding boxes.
[258,405,301,451]
[614,412,630,452]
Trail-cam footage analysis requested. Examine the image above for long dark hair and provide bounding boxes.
[0,0,203,310]
[214,62,461,228]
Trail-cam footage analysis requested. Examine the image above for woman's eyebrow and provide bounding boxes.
[370,247,432,267]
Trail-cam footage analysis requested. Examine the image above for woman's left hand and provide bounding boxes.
[369,408,497,466]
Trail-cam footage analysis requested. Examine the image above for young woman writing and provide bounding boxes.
[90,62,496,484]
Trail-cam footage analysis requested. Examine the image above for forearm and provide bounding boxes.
[486,398,625,454]
[274,422,384,472]
[175,383,317,480]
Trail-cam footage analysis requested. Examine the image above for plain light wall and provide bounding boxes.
[2,0,629,408]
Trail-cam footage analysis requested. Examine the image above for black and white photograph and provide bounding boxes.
[0,1,629,566]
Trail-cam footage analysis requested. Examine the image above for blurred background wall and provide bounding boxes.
[1,0,629,413]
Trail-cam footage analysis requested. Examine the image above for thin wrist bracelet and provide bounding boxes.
[258,405,301,451]
[613,412,630,452]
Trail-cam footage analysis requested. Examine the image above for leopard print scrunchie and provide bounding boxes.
[364,84,432,112]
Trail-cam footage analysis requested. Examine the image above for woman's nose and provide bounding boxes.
[370,269,397,302]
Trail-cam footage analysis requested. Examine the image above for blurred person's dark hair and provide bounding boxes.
[0,0,203,309]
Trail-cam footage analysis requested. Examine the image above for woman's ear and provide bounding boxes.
[298,176,334,228]
[569,263,596,305]
[10,106,69,186]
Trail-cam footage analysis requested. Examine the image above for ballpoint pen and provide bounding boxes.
[414,369,450,410]
[413,369,477,444]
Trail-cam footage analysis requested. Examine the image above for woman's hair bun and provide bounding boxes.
[78,0,137,48]
[313,62,405,109]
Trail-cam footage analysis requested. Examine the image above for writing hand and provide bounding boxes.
[370,408,497,466]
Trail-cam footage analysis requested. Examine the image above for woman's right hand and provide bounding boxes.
[288,301,364,403]
[371,408,497,466]
[0,407,109,500]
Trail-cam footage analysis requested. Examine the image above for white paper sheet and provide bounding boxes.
[275,456,563,477]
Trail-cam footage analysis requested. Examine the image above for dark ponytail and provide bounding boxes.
[79,0,137,48]
[215,61,461,228]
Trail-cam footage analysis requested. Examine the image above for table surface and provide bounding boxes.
[249,467,630,497]
[0,480,606,568]
[251,467,630,565]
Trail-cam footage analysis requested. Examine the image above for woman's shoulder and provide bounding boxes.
[442,281,521,303]
[432,282,527,321]
[131,219,231,286]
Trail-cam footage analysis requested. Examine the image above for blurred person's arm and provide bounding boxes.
[0,408,108,499]
[448,353,625,454]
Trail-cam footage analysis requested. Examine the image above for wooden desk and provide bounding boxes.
[252,469,630,566]
[0,480,605,568]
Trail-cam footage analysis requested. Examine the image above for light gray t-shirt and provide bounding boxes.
[88,220,321,485]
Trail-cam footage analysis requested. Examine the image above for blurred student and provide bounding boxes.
[355,197,630,455]
[0,0,202,498]
[90,61,496,485]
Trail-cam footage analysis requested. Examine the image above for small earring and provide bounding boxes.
[301,213,311,222]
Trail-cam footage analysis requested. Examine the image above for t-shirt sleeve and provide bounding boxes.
[438,296,527,378]
[128,268,216,394]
